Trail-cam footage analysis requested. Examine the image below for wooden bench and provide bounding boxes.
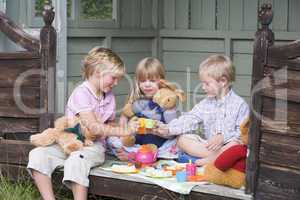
[246,4,300,200]
[0,3,299,200]
[0,139,250,200]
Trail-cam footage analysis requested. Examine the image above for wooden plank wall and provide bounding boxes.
[160,0,300,112]
[0,53,41,134]
[67,0,156,116]
[256,46,300,200]
[258,68,300,199]
[248,4,300,199]
[0,4,56,138]
[10,0,296,114]
[257,55,300,199]
[3,0,300,113]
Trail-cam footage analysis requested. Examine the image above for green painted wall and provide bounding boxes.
[2,0,300,113]
[66,0,157,115]
[160,0,300,110]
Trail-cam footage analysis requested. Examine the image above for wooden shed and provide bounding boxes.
[0,1,299,200]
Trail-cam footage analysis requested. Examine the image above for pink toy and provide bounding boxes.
[128,144,158,165]
[186,160,196,176]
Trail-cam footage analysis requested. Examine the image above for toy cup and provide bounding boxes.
[176,171,187,182]
[186,160,196,176]
[138,118,156,134]
[145,119,155,128]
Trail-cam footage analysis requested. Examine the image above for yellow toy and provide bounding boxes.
[121,79,186,147]
[203,118,250,189]
[137,118,156,134]
[30,116,97,154]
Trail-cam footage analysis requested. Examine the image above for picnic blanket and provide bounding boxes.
[96,159,209,195]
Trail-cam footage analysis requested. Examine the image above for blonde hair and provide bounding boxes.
[82,47,125,80]
[128,57,166,102]
[199,54,235,85]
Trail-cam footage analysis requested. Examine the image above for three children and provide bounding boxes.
[28,47,249,199]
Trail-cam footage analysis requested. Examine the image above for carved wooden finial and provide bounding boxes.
[258,3,273,28]
[42,3,55,26]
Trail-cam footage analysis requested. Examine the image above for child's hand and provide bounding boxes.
[116,148,129,161]
[128,117,139,133]
[153,122,170,137]
[206,133,224,151]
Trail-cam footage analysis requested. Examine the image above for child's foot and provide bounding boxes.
[116,148,129,161]
[195,157,214,166]
[195,158,207,166]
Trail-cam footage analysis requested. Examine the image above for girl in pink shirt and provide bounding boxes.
[28,47,133,200]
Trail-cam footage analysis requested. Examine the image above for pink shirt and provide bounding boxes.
[65,81,116,123]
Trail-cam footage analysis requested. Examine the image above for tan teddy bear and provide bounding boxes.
[203,118,250,189]
[121,79,186,147]
[30,116,97,154]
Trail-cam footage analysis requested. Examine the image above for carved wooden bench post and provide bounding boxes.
[39,4,57,131]
[246,3,274,195]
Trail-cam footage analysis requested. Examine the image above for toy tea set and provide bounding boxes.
[112,117,205,182]
[111,142,204,182]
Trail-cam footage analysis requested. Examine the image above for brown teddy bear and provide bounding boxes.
[121,79,186,147]
[203,118,250,189]
[30,116,97,154]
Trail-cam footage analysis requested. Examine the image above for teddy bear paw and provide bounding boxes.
[63,141,84,154]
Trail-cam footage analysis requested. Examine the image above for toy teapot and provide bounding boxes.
[128,144,158,165]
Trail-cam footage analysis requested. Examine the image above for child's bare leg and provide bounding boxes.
[32,170,55,200]
[71,182,88,200]
[195,153,219,166]
[177,134,211,158]
[195,141,240,166]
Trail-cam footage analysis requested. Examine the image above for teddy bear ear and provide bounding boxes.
[159,79,177,91]
[175,89,187,102]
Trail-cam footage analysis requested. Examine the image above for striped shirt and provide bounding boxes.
[168,89,249,143]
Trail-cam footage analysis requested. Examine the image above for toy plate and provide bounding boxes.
[143,168,173,178]
[111,164,138,174]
